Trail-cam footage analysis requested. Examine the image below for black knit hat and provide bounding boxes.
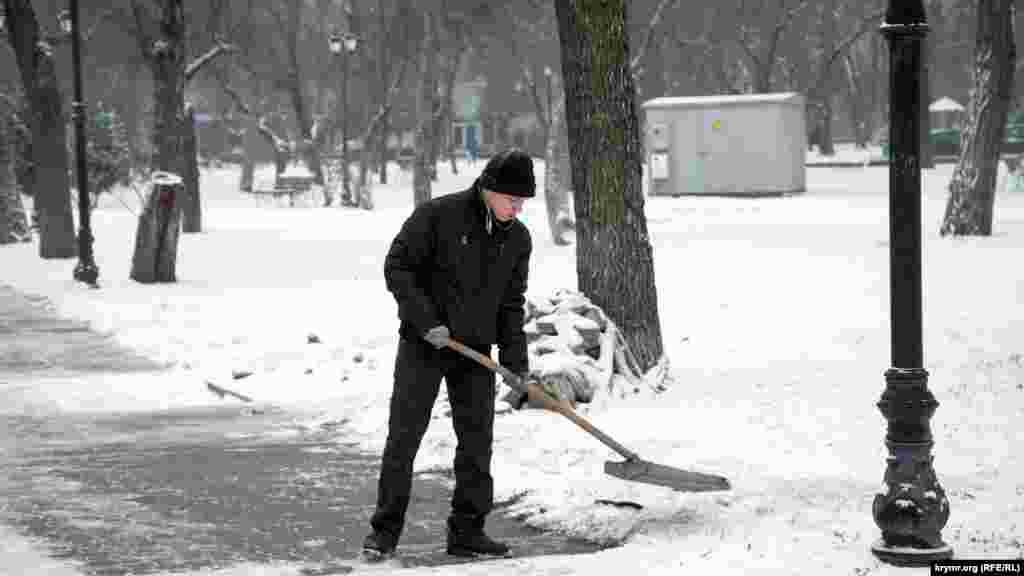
[478,149,536,198]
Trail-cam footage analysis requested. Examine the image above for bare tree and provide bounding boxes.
[497,2,574,245]
[555,0,665,371]
[628,0,683,86]
[803,1,885,155]
[841,31,888,148]
[517,65,572,245]
[354,58,409,210]
[215,73,291,191]
[268,0,325,189]
[2,0,77,258]
[413,6,441,205]
[670,0,810,94]
[941,0,1017,236]
[126,0,235,281]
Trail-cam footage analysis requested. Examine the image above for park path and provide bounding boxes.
[0,284,605,575]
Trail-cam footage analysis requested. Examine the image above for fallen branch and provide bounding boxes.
[205,380,253,403]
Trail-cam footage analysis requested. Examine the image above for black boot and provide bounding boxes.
[446,515,510,557]
[362,529,397,558]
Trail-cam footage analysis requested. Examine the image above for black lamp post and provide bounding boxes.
[871,0,951,566]
[329,30,358,206]
[63,1,98,287]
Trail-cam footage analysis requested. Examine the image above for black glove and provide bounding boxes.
[423,325,450,349]
[504,372,533,410]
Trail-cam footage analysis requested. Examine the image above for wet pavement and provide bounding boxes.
[0,285,609,574]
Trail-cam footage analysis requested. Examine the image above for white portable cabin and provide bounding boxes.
[642,92,806,196]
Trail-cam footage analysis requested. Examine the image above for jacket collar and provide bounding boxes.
[471,182,512,236]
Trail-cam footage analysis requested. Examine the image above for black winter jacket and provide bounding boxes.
[384,184,532,374]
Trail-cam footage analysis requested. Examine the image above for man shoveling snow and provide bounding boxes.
[363,149,536,561]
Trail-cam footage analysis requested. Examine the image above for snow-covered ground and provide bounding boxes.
[2,154,1023,575]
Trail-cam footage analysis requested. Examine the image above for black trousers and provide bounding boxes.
[369,336,496,541]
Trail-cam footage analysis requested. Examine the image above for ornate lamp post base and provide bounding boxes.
[871,368,953,566]
[871,541,953,567]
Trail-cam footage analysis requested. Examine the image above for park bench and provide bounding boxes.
[397,151,416,171]
[250,172,315,206]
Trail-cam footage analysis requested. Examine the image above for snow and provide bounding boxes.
[2,155,1024,575]
[643,92,802,109]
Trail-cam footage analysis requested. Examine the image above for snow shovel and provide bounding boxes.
[445,338,731,493]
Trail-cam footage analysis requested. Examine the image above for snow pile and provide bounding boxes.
[502,289,667,409]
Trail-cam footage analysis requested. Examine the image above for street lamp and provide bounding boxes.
[871,0,949,566]
[67,0,98,287]
[0,6,6,35]
[329,31,358,206]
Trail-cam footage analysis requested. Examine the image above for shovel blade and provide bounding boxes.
[605,459,731,493]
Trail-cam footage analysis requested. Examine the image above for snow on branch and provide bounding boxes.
[186,39,239,81]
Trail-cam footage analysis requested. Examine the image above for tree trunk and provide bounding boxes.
[256,119,289,179]
[289,93,324,187]
[544,97,571,246]
[355,58,408,211]
[442,35,461,177]
[181,105,201,233]
[3,0,78,258]
[238,123,255,193]
[131,0,186,283]
[819,97,835,156]
[148,8,186,178]
[428,9,445,182]
[843,55,868,148]
[555,0,664,372]
[130,178,183,283]
[0,115,31,243]
[941,0,1016,237]
[413,8,439,205]
[11,101,32,200]
[32,52,78,258]
[283,0,324,189]
[240,154,255,192]
[378,116,389,185]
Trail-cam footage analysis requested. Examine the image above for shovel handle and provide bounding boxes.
[445,337,640,462]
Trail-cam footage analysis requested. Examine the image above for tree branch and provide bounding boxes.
[185,39,239,81]
[129,0,153,61]
[766,0,810,66]
[735,24,761,70]
[774,0,811,37]
[257,115,287,149]
[217,75,254,117]
[827,8,885,69]
[360,56,410,143]
[522,66,549,133]
[630,0,682,75]
[809,7,886,98]
[81,8,117,43]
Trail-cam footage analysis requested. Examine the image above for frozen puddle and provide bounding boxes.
[0,406,610,575]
